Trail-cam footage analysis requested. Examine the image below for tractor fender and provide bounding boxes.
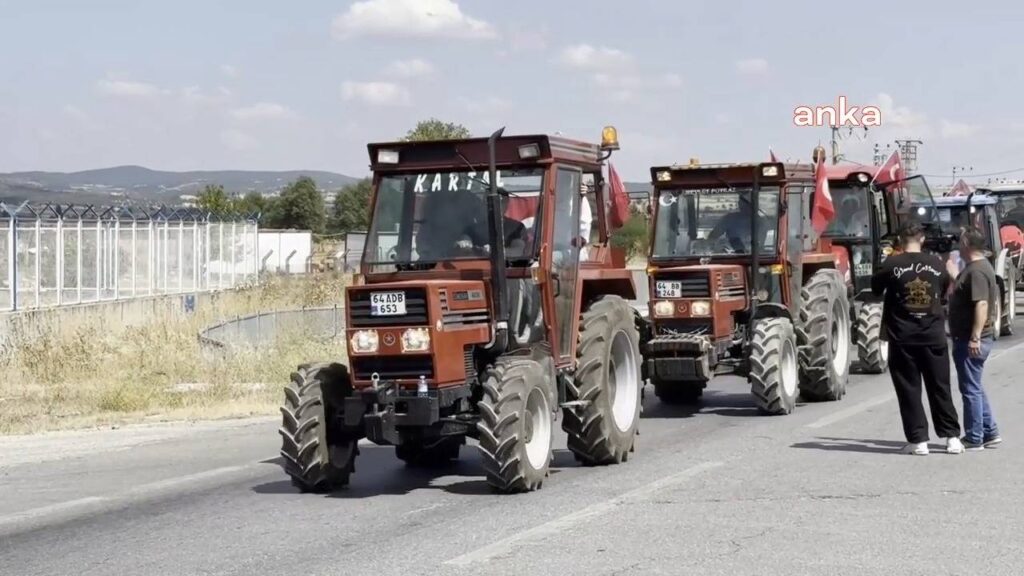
[752,302,792,322]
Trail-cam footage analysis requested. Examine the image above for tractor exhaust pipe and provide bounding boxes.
[487,127,510,352]
[748,169,761,340]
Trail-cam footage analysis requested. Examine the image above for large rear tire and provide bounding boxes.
[477,358,553,493]
[279,363,358,492]
[1000,273,1015,337]
[749,318,799,415]
[563,296,642,465]
[797,269,851,401]
[856,303,889,374]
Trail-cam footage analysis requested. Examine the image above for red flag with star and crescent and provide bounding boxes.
[607,162,630,230]
[811,152,835,235]
[872,149,905,187]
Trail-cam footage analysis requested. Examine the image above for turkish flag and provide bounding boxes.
[811,153,835,235]
[949,179,972,197]
[872,149,904,186]
[607,162,630,230]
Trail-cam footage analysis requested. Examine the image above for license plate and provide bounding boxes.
[370,291,406,316]
[655,281,682,298]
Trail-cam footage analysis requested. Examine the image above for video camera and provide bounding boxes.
[920,221,959,255]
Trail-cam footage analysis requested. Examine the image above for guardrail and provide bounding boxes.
[199,305,345,349]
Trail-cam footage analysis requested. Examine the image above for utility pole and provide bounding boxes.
[952,165,973,185]
[895,139,923,175]
[829,125,870,165]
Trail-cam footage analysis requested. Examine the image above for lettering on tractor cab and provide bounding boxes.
[413,171,507,193]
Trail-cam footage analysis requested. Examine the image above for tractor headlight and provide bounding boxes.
[401,328,431,352]
[654,300,675,317]
[350,330,379,354]
[690,300,712,316]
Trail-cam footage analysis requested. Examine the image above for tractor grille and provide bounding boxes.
[716,271,746,300]
[654,272,711,298]
[351,355,434,381]
[348,288,428,327]
[439,289,489,327]
[655,319,713,337]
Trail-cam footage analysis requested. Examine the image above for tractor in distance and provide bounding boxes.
[912,192,1017,337]
[978,183,1024,288]
[278,127,644,494]
[820,164,925,374]
[642,153,851,414]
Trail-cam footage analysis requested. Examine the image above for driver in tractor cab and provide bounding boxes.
[1004,197,1024,225]
[707,193,766,253]
[416,185,488,260]
[835,192,869,237]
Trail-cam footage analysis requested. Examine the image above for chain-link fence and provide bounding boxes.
[199,306,345,349]
[0,203,259,312]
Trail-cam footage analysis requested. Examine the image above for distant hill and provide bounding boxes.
[0,165,360,205]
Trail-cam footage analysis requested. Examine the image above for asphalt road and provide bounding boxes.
[4,320,1024,575]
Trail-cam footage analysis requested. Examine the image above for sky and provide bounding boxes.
[2,0,1024,185]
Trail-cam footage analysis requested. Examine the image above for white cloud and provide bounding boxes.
[873,93,929,133]
[229,102,296,121]
[61,105,90,123]
[220,129,258,151]
[385,58,434,78]
[332,0,496,40]
[459,96,512,115]
[181,86,233,106]
[940,119,980,139]
[96,79,165,97]
[559,44,632,71]
[735,58,770,75]
[661,73,683,88]
[221,64,239,78]
[342,81,411,106]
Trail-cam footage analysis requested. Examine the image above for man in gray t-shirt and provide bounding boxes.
[947,227,1002,451]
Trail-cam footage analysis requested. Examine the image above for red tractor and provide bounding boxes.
[642,158,851,414]
[279,127,644,493]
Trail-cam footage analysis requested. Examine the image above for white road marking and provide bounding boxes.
[805,392,896,429]
[445,461,724,567]
[0,463,262,534]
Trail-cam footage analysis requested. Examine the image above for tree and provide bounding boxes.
[331,178,373,234]
[233,191,269,217]
[265,176,326,233]
[403,118,471,142]
[196,184,231,214]
[610,204,650,261]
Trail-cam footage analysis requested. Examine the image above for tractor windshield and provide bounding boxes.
[823,185,871,239]
[652,187,780,258]
[915,204,980,236]
[996,193,1024,227]
[363,168,544,269]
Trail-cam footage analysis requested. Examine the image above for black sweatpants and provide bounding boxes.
[887,344,961,443]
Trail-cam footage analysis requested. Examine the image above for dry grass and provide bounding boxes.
[0,274,349,435]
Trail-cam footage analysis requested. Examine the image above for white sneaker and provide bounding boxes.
[946,437,965,454]
[903,442,929,455]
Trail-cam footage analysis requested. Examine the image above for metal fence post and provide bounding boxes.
[162,220,169,294]
[230,221,237,288]
[56,217,64,306]
[113,218,121,300]
[76,218,82,304]
[95,220,102,301]
[218,222,224,290]
[8,214,17,312]
[131,219,137,297]
[33,217,40,307]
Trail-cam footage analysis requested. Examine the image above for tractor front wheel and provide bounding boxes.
[563,296,642,465]
[279,363,359,493]
[797,269,851,401]
[856,303,889,374]
[749,318,800,415]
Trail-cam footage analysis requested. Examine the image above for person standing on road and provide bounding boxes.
[871,221,964,455]
[947,227,1003,451]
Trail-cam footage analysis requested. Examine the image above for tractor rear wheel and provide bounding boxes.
[279,363,358,492]
[749,317,799,415]
[563,296,642,465]
[856,303,889,374]
[477,358,553,493]
[395,437,463,467]
[797,269,851,401]
[1000,273,1015,337]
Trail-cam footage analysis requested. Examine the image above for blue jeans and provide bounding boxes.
[952,337,1000,444]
